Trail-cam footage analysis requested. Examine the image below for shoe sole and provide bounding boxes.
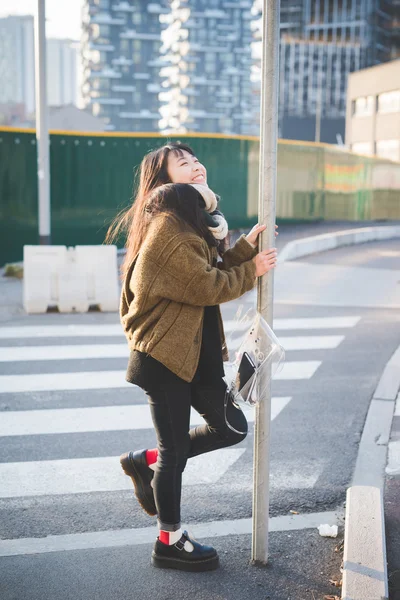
[151,553,220,572]
[120,452,157,517]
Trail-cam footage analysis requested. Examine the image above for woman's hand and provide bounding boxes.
[252,248,278,277]
[246,224,278,247]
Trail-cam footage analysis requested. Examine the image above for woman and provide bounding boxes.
[107,142,277,572]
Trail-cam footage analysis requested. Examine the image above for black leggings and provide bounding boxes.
[142,377,248,531]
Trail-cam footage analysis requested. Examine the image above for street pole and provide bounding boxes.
[251,0,280,564]
[34,0,51,245]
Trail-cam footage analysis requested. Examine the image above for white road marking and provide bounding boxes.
[0,370,131,393]
[0,449,246,498]
[0,316,361,340]
[386,440,400,476]
[0,362,319,393]
[0,344,128,362]
[0,397,291,437]
[280,335,344,350]
[0,324,123,339]
[0,335,344,363]
[273,316,361,330]
[274,361,321,380]
[0,511,342,557]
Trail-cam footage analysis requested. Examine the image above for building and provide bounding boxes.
[81,0,169,131]
[253,0,400,144]
[159,0,255,135]
[0,15,35,114]
[346,59,400,162]
[47,39,80,107]
[0,15,80,124]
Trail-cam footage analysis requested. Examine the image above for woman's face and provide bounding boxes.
[167,150,207,185]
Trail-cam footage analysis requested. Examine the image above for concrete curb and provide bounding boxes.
[278,225,400,263]
[342,345,400,600]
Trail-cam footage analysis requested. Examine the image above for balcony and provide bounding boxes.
[112,56,133,66]
[90,97,126,105]
[88,43,115,52]
[148,3,169,14]
[120,30,160,41]
[91,13,125,25]
[111,2,134,11]
[88,68,122,79]
[119,109,160,119]
[112,84,136,92]
[133,73,151,80]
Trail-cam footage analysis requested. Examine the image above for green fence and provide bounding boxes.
[1,127,399,265]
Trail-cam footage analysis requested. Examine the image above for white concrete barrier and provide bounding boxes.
[23,245,119,314]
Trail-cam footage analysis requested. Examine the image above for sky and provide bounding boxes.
[0,0,83,39]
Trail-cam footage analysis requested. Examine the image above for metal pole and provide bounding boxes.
[34,0,51,245]
[251,0,280,564]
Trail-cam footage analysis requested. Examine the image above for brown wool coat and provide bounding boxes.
[120,215,257,382]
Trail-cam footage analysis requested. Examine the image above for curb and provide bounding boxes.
[277,225,400,263]
[342,345,400,600]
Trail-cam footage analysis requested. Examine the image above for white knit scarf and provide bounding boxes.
[190,184,229,240]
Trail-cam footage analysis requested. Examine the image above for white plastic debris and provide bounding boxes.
[318,524,338,538]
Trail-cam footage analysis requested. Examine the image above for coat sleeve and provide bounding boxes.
[218,234,258,270]
[150,237,257,306]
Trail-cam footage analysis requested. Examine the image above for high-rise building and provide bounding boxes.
[81,0,169,131]
[0,15,80,122]
[159,0,255,135]
[47,39,80,107]
[0,15,35,115]
[253,0,400,144]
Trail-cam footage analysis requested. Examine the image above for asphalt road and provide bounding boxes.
[0,237,399,599]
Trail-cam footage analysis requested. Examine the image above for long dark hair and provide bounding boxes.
[106,141,223,278]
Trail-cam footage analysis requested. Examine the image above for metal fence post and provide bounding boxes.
[34,0,51,245]
[251,0,281,564]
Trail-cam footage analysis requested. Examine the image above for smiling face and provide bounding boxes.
[167,149,207,185]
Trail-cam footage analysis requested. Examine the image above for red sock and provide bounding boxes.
[159,530,170,545]
[159,529,182,546]
[145,448,158,466]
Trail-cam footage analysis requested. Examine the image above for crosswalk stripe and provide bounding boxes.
[0,344,129,362]
[386,440,400,476]
[0,449,247,498]
[0,336,344,362]
[272,316,361,330]
[0,397,292,436]
[0,510,342,557]
[0,362,320,393]
[0,316,361,340]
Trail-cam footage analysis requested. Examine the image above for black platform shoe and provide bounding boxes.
[151,531,220,572]
[120,450,157,516]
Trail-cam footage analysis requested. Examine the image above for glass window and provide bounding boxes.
[378,90,400,114]
[351,142,373,156]
[132,12,142,25]
[376,139,400,161]
[133,40,141,51]
[353,96,374,117]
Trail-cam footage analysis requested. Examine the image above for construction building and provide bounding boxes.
[253,0,400,143]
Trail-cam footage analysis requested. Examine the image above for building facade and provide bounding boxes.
[0,15,35,115]
[253,0,399,143]
[81,0,169,131]
[47,39,80,107]
[346,59,400,162]
[159,0,255,135]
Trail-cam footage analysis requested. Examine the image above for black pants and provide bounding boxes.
[142,377,248,531]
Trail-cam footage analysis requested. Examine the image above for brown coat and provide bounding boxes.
[120,215,257,382]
